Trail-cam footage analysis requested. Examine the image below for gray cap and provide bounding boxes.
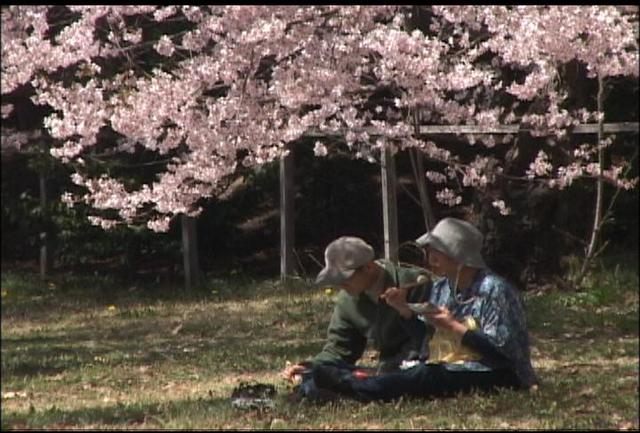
[415,217,486,269]
[314,236,375,287]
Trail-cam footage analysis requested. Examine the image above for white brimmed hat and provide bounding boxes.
[416,217,486,269]
[314,236,375,287]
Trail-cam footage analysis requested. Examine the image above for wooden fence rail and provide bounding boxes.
[277,121,639,280]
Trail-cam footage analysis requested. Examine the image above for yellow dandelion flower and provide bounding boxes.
[107,305,117,311]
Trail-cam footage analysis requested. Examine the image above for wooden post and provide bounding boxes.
[381,147,399,264]
[280,143,296,282]
[409,112,436,233]
[39,172,51,280]
[181,214,200,290]
[414,149,436,231]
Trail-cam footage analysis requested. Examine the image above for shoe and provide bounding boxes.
[312,365,355,396]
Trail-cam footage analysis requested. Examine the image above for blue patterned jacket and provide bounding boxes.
[415,269,539,389]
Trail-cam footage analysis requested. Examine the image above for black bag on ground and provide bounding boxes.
[230,382,277,410]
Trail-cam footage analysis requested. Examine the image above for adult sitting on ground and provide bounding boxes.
[282,236,432,400]
[312,218,539,402]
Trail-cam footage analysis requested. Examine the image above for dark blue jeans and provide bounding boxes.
[326,363,520,403]
[297,360,359,401]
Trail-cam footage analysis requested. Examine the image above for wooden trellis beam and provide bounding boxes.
[417,122,639,135]
[304,122,639,138]
[281,121,638,282]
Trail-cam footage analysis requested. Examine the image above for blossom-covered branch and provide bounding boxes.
[1,5,637,230]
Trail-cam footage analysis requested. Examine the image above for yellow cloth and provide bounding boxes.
[427,316,483,364]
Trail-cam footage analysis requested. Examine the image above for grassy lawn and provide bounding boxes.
[1,257,638,430]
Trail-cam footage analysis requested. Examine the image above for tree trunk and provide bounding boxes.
[182,214,200,290]
[39,171,51,280]
[577,75,606,286]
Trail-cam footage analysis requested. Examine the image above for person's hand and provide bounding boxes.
[423,305,468,337]
[282,362,309,383]
[381,286,407,307]
[380,286,412,318]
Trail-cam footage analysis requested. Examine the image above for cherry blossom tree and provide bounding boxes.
[2,5,637,244]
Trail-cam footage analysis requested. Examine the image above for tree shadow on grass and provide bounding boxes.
[2,313,324,382]
[1,395,240,429]
[2,276,329,383]
[1,273,314,326]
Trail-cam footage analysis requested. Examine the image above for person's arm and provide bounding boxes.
[460,329,511,364]
[310,292,367,366]
[423,306,469,339]
[380,265,432,318]
[380,286,413,318]
[382,270,434,362]
[423,292,513,365]
[463,291,520,364]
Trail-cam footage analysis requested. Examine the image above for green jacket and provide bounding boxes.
[311,259,431,372]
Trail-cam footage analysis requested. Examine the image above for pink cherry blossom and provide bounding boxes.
[492,200,511,216]
[1,6,637,231]
[313,141,328,157]
[436,188,463,207]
